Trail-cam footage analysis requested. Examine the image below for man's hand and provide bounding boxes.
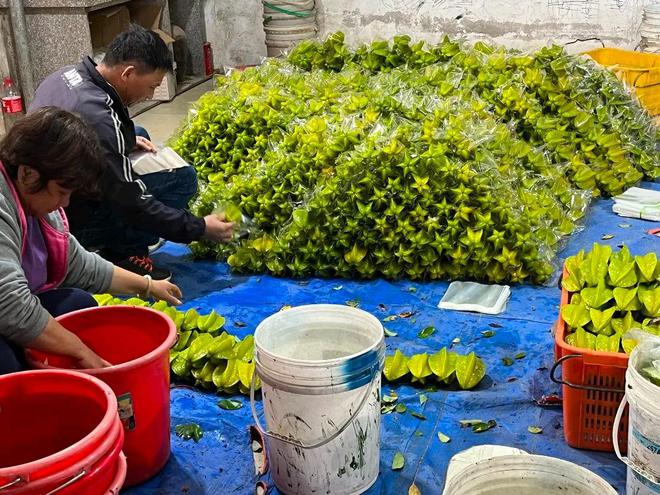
[135,136,158,153]
[203,214,235,243]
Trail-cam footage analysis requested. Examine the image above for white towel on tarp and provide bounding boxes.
[612,187,660,222]
[438,281,511,315]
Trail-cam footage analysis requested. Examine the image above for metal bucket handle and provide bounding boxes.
[249,363,379,449]
[550,354,626,393]
[0,470,86,494]
[613,394,660,486]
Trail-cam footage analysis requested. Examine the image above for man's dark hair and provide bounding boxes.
[0,107,105,195]
[102,24,173,73]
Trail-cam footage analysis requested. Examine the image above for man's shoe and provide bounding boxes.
[115,256,172,281]
[148,238,166,254]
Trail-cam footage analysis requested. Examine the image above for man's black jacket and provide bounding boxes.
[30,57,205,243]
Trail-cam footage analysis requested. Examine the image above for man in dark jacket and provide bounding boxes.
[30,26,233,280]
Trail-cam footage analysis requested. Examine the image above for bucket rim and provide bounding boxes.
[27,306,177,375]
[255,304,384,368]
[444,453,618,494]
[0,369,119,481]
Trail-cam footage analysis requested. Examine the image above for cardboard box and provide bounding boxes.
[128,2,175,45]
[151,69,176,101]
[89,6,131,50]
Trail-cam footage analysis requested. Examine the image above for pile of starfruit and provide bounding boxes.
[172,33,659,284]
[561,244,660,353]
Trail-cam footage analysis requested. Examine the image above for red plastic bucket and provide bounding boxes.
[0,369,124,494]
[26,305,177,486]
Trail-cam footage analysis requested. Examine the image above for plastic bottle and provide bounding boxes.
[1,77,24,131]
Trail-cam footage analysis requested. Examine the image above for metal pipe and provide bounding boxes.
[7,0,35,104]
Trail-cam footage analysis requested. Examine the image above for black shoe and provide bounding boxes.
[115,256,172,281]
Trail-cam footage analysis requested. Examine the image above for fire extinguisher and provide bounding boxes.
[203,42,214,76]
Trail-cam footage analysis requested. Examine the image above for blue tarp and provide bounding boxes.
[125,182,659,495]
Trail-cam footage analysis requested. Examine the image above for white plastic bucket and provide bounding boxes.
[443,454,618,494]
[613,347,660,494]
[251,304,384,495]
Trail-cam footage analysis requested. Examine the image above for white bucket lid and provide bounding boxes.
[443,453,618,494]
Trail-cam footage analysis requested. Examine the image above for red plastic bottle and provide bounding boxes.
[203,42,214,76]
[1,77,23,131]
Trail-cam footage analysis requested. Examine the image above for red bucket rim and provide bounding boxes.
[27,305,177,375]
[0,369,118,481]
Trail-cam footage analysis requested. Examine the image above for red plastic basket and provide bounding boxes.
[551,267,629,452]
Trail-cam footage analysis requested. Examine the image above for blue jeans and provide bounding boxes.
[0,288,98,375]
[72,126,198,259]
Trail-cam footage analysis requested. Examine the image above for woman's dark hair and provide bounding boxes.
[0,106,105,195]
[102,24,173,73]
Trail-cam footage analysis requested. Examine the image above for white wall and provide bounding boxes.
[203,0,267,69]
[317,0,653,51]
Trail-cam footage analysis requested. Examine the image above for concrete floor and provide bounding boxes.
[133,78,216,146]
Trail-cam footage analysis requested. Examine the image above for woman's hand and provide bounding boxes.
[75,345,112,369]
[149,279,183,305]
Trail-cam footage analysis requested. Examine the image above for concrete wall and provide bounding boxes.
[316,0,653,51]
[203,0,266,69]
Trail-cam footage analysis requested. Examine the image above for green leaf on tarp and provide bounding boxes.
[438,432,451,443]
[218,399,243,410]
[581,243,612,286]
[472,420,497,433]
[608,246,637,288]
[419,393,428,406]
[601,234,614,240]
[395,403,407,414]
[502,357,514,366]
[451,337,461,345]
[411,412,427,420]
[381,403,397,414]
[613,286,641,311]
[528,426,543,434]
[589,306,616,333]
[481,330,495,338]
[382,394,398,404]
[636,253,658,283]
[391,451,405,470]
[459,419,484,427]
[428,348,457,381]
[346,299,360,307]
[581,281,614,309]
[175,423,203,442]
[639,285,660,317]
[384,350,410,381]
[408,353,433,382]
[561,301,591,328]
[418,326,436,338]
[455,352,486,389]
[407,287,417,293]
[514,352,526,360]
[383,315,398,322]
[384,328,398,337]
